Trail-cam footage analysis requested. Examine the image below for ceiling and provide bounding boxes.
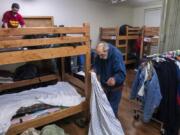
[92,0,162,6]
[127,0,162,6]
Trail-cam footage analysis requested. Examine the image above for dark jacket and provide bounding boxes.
[94,44,126,89]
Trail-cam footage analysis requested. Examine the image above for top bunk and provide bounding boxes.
[140,26,160,58]
[142,26,160,45]
[143,26,160,37]
[0,23,90,66]
[100,26,141,40]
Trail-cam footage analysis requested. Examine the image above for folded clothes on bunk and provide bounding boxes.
[12,108,60,125]
[0,82,85,135]
[15,104,54,117]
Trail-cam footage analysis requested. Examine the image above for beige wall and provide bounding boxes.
[0,0,134,48]
[132,1,163,27]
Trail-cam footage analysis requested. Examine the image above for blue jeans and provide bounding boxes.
[106,89,122,117]
[77,55,85,71]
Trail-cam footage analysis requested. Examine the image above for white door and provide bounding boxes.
[144,8,162,54]
[144,8,162,27]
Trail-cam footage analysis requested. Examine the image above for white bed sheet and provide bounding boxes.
[88,72,124,135]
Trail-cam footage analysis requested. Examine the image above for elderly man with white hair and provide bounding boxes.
[94,41,126,117]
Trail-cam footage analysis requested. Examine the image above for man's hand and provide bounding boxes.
[106,77,116,86]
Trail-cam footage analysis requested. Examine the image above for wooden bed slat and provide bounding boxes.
[7,102,88,135]
[127,27,141,31]
[101,35,139,40]
[0,74,58,92]
[102,31,116,36]
[0,45,89,65]
[101,35,116,40]
[64,73,85,90]
[0,36,88,48]
[128,32,140,35]
[0,78,39,92]
[101,28,116,31]
[0,27,87,36]
[39,74,58,82]
[118,36,139,40]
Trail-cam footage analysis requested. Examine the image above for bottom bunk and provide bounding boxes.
[7,102,87,135]
[0,81,87,135]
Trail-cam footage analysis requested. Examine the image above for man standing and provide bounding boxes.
[94,41,126,117]
[2,3,25,28]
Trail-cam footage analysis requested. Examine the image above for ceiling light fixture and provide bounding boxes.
[111,0,127,4]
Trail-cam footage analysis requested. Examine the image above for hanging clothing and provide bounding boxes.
[88,72,124,135]
[176,61,180,106]
[131,62,162,122]
[153,59,179,135]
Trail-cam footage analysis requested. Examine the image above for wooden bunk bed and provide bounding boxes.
[100,26,141,64]
[0,16,58,91]
[0,23,91,135]
[24,16,54,27]
[140,26,160,58]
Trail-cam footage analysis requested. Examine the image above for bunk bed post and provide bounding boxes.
[99,27,102,40]
[59,25,66,81]
[115,26,119,48]
[140,26,145,59]
[83,23,91,100]
[83,23,91,122]
[125,26,129,63]
[61,58,65,81]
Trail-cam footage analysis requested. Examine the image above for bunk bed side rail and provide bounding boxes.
[127,27,141,36]
[0,23,90,65]
[100,27,117,36]
[144,27,160,36]
[0,27,87,36]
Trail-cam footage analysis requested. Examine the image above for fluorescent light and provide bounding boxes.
[111,0,127,4]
